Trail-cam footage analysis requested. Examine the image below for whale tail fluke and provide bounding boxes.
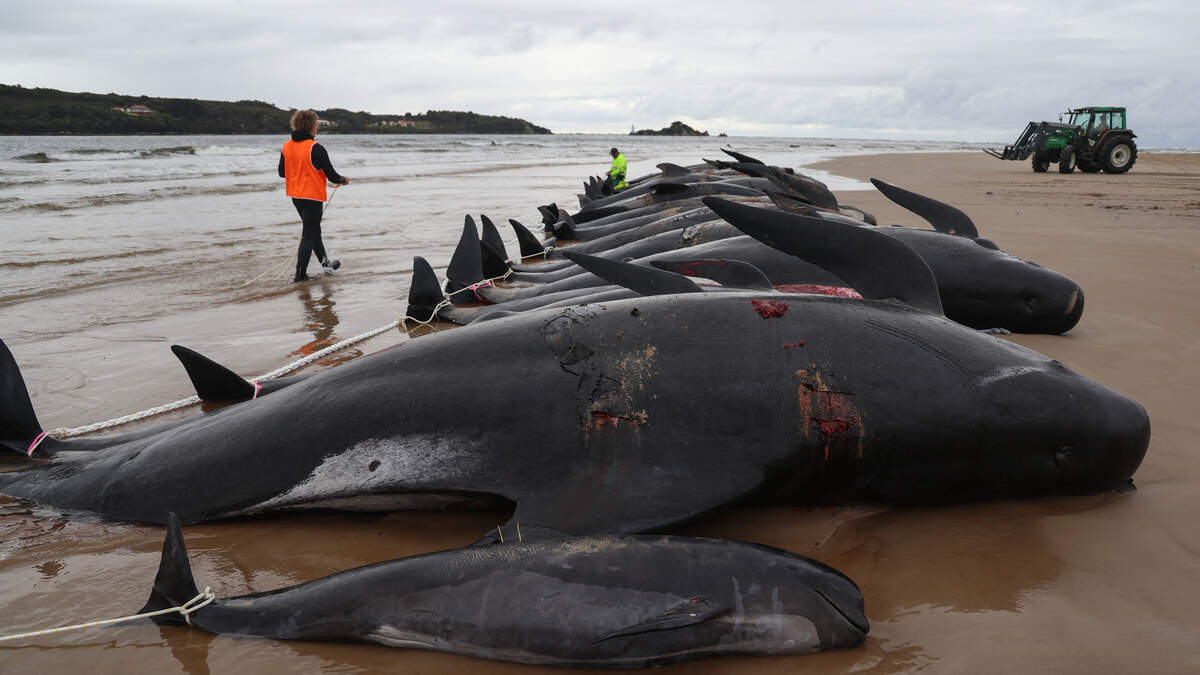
[0,338,45,456]
[140,513,202,625]
[406,256,446,322]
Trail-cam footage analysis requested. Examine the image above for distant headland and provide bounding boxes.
[630,121,719,137]
[0,84,552,135]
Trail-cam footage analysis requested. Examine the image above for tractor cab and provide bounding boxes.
[986,106,1137,174]
[1061,107,1126,137]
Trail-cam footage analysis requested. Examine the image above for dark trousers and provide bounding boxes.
[292,198,328,277]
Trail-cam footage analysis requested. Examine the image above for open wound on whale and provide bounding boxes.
[794,369,865,461]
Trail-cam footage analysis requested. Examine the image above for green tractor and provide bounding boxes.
[985,106,1137,174]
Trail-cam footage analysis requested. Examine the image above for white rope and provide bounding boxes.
[46,317,405,440]
[0,587,216,642]
[242,183,341,287]
[41,257,509,440]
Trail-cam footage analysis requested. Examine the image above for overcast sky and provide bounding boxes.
[4,1,1198,147]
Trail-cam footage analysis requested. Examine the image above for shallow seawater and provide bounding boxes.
[0,133,987,673]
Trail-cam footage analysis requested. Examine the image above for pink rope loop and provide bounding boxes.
[467,281,494,301]
[26,431,49,457]
[251,381,262,399]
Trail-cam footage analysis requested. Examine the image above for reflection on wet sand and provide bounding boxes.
[162,627,215,675]
[290,285,362,367]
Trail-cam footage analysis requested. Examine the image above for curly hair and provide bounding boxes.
[290,109,319,133]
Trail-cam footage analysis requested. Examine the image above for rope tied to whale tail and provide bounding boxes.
[0,587,216,642]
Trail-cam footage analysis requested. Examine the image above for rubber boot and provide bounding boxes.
[294,240,313,282]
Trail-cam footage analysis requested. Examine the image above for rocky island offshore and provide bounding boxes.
[0,84,552,135]
[630,120,711,136]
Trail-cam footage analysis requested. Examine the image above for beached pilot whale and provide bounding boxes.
[0,203,1149,538]
[142,514,867,668]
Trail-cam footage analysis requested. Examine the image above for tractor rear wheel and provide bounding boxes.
[1058,146,1077,174]
[1101,138,1137,173]
[1032,155,1049,173]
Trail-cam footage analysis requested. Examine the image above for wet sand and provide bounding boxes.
[3,151,1199,673]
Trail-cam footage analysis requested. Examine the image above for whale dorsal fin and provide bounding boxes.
[593,597,729,644]
[702,158,731,170]
[553,212,581,240]
[656,162,692,178]
[479,214,509,261]
[446,216,485,296]
[509,219,552,258]
[649,259,774,291]
[139,513,202,623]
[170,345,258,402]
[703,197,944,315]
[722,148,765,165]
[405,256,446,322]
[767,190,821,215]
[478,215,510,278]
[0,338,43,447]
[563,251,703,296]
[870,179,979,238]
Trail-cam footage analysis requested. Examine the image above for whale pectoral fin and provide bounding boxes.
[563,251,703,296]
[650,182,690,195]
[869,178,979,238]
[476,454,767,545]
[766,190,821,216]
[721,147,765,165]
[593,598,729,644]
[703,196,945,316]
[649,259,774,291]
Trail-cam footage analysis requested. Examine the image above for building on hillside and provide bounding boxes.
[378,119,417,127]
[317,119,337,128]
[113,104,154,115]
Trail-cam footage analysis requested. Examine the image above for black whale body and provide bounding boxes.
[0,287,1148,537]
[143,515,868,668]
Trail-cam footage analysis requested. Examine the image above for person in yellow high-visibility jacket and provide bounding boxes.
[607,147,628,192]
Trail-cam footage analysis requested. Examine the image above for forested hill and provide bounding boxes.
[0,84,552,134]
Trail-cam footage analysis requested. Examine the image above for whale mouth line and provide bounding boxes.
[811,588,868,636]
[1064,289,1079,315]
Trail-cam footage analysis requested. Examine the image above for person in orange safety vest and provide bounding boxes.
[278,109,349,282]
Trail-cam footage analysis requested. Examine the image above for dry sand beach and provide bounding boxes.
[2,151,1198,673]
